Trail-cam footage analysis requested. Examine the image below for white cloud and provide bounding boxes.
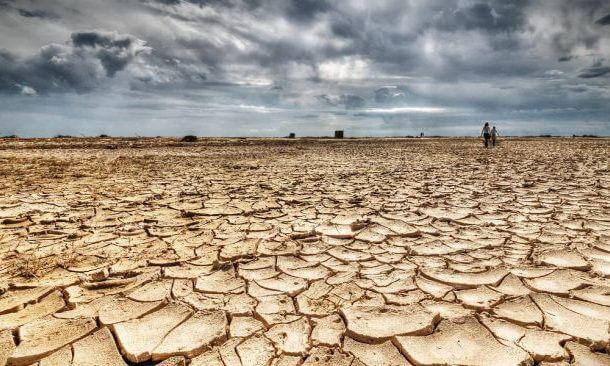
[17,84,37,96]
[318,57,371,80]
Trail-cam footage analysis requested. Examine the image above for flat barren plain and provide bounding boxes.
[0,137,609,366]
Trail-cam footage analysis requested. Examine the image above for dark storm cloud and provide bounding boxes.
[286,0,330,21]
[558,55,575,62]
[70,31,147,76]
[15,0,601,89]
[432,1,527,32]
[0,0,609,136]
[596,14,610,25]
[17,8,56,19]
[0,1,58,19]
[578,62,610,78]
[0,30,149,94]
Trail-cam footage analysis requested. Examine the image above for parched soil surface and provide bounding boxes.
[0,137,609,366]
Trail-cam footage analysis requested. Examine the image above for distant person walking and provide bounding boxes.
[491,126,499,147]
[480,122,491,148]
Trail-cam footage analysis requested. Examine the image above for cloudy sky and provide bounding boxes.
[0,0,609,137]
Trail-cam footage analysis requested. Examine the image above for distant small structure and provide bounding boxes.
[181,135,198,142]
[288,133,296,139]
[420,132,424,138]
[334,130,344,139]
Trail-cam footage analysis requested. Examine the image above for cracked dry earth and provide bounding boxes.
[0,137,609,366]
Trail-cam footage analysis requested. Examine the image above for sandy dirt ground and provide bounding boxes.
[0,137,609,366]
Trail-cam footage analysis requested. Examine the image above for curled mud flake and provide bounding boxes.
[524,270,590,295]
[340,304,439,342]
[492,274,531,296]
[265,317,311,356]
[570,285,610,306]
[0,290,64,330]
[455,286,505,310]
[311,314,345,347]
[98,297,165,325]
[230,316,265,338]
[316,224,358,239]
[127,279,172,302]
[195,267,246,294]
[492,295,543,326]
[531,293,609,348]
[0,286,55,315]
[394,316,532,366]
[565,341,610,365]
[236,333,275,366]
[152,310,228,360]
[282,264,330,281]
[72,327,127,366]
[420,300,473,320]
[255,274,308,297]
[9,316,96,366]
[420,266,509,289]
[590,259,610,277]
[535,249,590,270]
[415,276,453,299]
[110,303,192,363]
[479,314,571,362]
[220,238,260,261]
[218,338,243,366]
[550,295,610,322]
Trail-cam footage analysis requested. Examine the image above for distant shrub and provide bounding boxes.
[98,134,110,138]
[181,135,198,142]
[573,134,600,138]
[54,134,73,138]
[3,134,18,138]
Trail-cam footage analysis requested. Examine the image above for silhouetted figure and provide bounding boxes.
[491,126,499,147]
[480,122,491,148]
[420,132,424,138]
